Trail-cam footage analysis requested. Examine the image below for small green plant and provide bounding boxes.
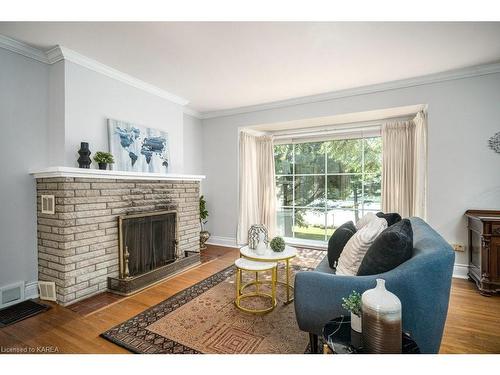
[341,290,362,317]
[199,195,209,230]
[93,151,114,164]
[270,236,285,252]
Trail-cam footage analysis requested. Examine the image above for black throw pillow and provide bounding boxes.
[376,212,402,227]
[327,221,357,269]
[357,219,413,276]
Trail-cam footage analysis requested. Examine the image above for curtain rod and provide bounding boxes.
[273,125,381,141]
[271,114,414,140]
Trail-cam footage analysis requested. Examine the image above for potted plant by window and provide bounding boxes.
[93,152,114,170]
[199,195,210,250]
[342,290,362,333]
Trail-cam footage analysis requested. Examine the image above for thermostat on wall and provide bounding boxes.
[41,195,55,214]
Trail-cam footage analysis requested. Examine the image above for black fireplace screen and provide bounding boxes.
[121,211,177,277]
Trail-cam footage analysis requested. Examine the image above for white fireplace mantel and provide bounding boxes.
[30,166,206,181]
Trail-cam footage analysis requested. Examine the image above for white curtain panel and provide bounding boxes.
[381,111,428,218]
[412,111,428,219]
[257,135,277,238]
[237,131,277,244]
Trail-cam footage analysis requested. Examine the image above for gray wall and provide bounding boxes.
[202,72,500,266]
[0,52,203,294]
[0,48,49,291]
[63,61,185,172]
[183,113,204,175]
[47,60,66,166]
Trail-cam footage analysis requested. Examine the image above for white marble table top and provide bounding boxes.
[234,258,278,271]
[240,245,297,261]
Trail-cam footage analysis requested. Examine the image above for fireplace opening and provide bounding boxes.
[119,210,178,278]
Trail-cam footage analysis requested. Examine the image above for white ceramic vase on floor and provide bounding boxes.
[361,278,402,353]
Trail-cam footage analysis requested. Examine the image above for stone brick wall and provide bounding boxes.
[36,177,200,305]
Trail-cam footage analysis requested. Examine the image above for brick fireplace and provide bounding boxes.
[31,167,204,306]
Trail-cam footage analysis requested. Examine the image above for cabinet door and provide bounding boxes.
[489,236,500,283]
[470,230,481,270]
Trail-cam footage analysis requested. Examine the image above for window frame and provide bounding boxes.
[275,135,382,243]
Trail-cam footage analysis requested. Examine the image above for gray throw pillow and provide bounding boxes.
[327,221,356,269]
[356,219,413,276]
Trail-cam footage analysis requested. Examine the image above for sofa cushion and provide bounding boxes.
[336,216,388,276]
[315,256,336,274]
[376,212,402,227]
[357,218,413,276]
[327,221,356,268]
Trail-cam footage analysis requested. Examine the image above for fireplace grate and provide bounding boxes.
[108,252,200,295]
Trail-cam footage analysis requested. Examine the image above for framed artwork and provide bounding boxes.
[108,119,170,173]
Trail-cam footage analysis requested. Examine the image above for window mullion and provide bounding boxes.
[292,144,295,239]
[361,137,365,217]
[324,143,328,242]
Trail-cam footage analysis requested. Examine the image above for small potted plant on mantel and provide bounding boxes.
[93,151,114,170]
[342,290,362,333]
[199,195,210,251]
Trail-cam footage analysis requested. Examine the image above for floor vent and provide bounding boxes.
[0,282,25,309]
[38,281,57,301]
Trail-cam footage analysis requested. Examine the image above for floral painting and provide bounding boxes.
[108,119,170,173]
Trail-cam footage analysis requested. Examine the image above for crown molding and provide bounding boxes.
[183,106,202,119]
[45,45,64,64]
[0,34,189,107]
[3,33,500,120]
[0,34,49,63]
[58,46,189,106]
[200,61,500,120]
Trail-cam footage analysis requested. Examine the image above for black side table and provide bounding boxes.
[322,316,420,354]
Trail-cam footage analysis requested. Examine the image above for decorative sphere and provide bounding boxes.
[270,236,285,252]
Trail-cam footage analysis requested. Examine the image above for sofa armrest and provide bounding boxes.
[294,271,380,335]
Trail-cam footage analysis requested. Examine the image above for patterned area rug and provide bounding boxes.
[101,248,324,354]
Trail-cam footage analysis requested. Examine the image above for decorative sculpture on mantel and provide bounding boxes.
[77,142,92,168]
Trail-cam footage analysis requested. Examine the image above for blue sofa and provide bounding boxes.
[294,217,455,354]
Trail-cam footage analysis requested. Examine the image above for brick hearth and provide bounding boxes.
[33,172,202,306]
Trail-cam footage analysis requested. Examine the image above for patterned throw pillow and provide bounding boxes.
[355,211,377,230]
[336,216,388,276]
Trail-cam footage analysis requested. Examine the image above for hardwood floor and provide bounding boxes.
[0,245,498,354]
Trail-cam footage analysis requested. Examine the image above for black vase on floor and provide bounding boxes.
[98,162,108,170]
[77,142,92,169]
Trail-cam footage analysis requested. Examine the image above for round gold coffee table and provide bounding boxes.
[234,258,277,314]
[239,245,297,304]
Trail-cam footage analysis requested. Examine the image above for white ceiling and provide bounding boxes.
[1,22,500,114]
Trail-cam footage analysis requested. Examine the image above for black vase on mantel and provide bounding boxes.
[77,142,92,169]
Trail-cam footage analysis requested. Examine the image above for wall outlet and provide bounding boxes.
[451,243,465,252]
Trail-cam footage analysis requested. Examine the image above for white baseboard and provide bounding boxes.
[452,263,469,279]
[206,235,239,248]
[25,281,39,299]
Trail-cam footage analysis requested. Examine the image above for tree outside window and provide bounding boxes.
[274,137,381,242]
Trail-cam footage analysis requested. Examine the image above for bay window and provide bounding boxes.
[274,136,382,243]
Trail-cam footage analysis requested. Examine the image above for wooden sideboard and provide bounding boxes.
[465,210,500,295]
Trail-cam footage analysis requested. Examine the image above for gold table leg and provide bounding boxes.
[255,271,259,294]
[284,258,294,304]
[234,267,277,315]
[238,255,296,305]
